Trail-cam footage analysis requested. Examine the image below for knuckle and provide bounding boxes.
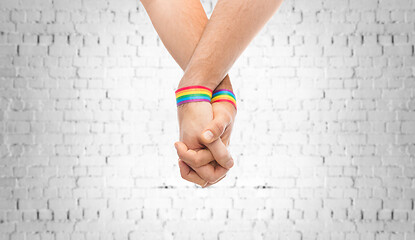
[217,152,230,162]
[184,155,198,168]
[177,151,185,160]
[180,171,188,180]
[193,155,204,168]
[192,154,200,165]
[224,111,233,122]
[216,122,226,133]
[212,122,225,136]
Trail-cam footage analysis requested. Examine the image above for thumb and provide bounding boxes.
[201,115,230,144]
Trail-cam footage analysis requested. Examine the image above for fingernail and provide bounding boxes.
[203,131,213,141]
[174,142,178,149]
[225,159,234,169]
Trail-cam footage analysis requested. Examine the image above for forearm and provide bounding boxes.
[141,0,232,91]
[178,0,283,90]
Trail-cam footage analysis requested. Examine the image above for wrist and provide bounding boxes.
[178,74,232,92]
[178,78,216,91]
[175,85,212,107]
[214,75,233,92]
[212,88,237,110]
[178,67,222,91]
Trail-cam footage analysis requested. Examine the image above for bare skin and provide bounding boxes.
[141,0,236,187]
[178,0,284,90]
[141,0,284,187]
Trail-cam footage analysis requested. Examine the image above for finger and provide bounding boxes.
[178,159,208,187]
[203,173,227,188]
[200,114,231,144]
[175,142,228,183]
[205,139,234,169]
[193,161,228,183]
[174,142,214,168]
[220,135,231,147]
[211,173,227,184]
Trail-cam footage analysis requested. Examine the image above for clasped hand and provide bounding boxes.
[175,100,236,188]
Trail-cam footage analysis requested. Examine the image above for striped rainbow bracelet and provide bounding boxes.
[211,89,237,110]
[175,85,213,107]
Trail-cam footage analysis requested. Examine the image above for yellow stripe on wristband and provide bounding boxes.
[211,89,237,110]
[175,89,212,98]
[175,85,213,106]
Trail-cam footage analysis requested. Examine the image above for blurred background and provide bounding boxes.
[0,0,414,239]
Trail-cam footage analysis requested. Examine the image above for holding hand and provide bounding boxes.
[173,86,236,187]
[141,0,282,187]
[175,96,237,187]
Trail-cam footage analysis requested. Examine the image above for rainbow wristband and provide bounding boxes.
[175,85,213,107]
[211,89,237,110]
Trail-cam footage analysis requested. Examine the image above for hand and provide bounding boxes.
[175,101,236,187]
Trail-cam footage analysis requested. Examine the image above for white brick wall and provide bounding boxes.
[0,0,414,239]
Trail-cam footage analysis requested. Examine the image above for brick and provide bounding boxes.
[352,157,381,166]
[0,200,16,210]
[385,222,413,232]
[64,111,93,121]
[49,45,77,56]
[326,68,354,78]
[50,89,78,99]
[16,23,45,33]
[18,200,47,209]
[325,157,351,166]
[83,0,108,10]
[350,0,378,10]
[379,0,412,9]
[338,111,367,121]
[48,199,77,210]
[326,177,353,187]
[0,1,18,8]
[6,111,34,121]
[323,0,348,10]
[0,68,16,77]
[77,68,106,78]
[75,24,106,34]
[384,45,412,56]
[368,134,395,144]
[46,24,75,33]
[354,199,382,210]
[0,46,17,56]
[20,0,52,8]
[19,45,47,56]
[79,46,107,56]
[35,111,63,121]
[78,89,106,99]
[54,0,82,9]
[368,111,396,121]
[143,198,172,209]
[383,200,412,210]
[108,0,138,10]
[16,222,45,232]
[352,90,381,99]
[354,45,382,56]
[355,177,382,187]
[325,90,352,99]
[35,134,63,144]
[325,46,352,56]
